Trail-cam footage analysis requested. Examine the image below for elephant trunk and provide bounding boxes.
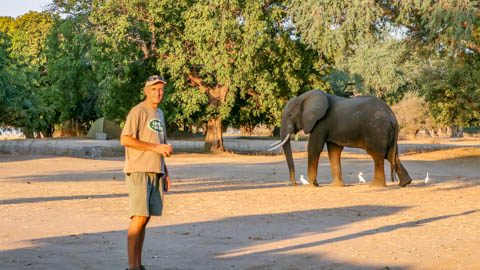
[280,129,296,186]
[283,139,296,186]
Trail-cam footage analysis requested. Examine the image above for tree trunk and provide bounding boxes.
[45,124,54,138]
[185,74,228,152]
[75,119,80,137]
[24,128,34,138]
[450,126,458,138]
[272,126,280,137]
[240,125,253,136]
[204,118,224,152]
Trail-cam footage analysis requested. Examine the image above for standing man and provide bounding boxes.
[120,75,173,270]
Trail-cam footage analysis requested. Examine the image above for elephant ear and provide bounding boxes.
[301,90,329,134]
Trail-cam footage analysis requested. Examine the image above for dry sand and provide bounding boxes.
[1,147,480,270]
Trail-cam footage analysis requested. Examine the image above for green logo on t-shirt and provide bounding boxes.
[148,119,164,133]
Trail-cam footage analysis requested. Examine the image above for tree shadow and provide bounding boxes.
[432,179,480,191]
[0,193,127,205]
[3,169,124,183]
[0,153,59,163]
[0,205,414,270]
[3,206,476,269]
[169,182,289,195]
[218,210,478,260]
[2,152,478,195]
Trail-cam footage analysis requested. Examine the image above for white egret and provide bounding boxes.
[425,172,430,184]
[358,172,366,183]
[299,174,309,185]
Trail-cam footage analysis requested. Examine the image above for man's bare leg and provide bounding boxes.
[128,216,149,269]
[137,217,149,267]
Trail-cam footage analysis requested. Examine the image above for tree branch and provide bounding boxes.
[186,73,209,93]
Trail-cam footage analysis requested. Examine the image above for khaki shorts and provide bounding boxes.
[126,172,164,217]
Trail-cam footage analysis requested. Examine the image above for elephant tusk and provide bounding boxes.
[270,140,281,146]
[268,134,291,151]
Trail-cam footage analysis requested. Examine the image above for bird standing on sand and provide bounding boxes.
[425,172,430,184]
[299,174,309,185]
[358,172,366,183]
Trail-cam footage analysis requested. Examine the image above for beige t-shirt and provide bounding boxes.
[122,101,167,174]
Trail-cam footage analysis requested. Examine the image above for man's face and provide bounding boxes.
[144,83,165,105]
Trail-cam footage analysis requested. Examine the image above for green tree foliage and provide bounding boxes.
[44,15,102,135]
[290,0,479,56]
[0,13,55,137]
[419,57,480,128]
[291,0,479,126]
[0,31,18,125]
[89,0,326,151]
[416,13,480,129]
[0,17,14,33]
[334,39,417,100]
[4,0,475,142]
[9,12,54,69]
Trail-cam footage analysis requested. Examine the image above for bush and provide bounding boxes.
[391,92,438,139]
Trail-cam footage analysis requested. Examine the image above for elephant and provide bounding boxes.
[269,89,412,187]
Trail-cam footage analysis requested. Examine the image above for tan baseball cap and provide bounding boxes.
[145,75,166,86]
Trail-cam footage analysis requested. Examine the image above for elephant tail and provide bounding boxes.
[390,145,397,182]
[387,124,399,182]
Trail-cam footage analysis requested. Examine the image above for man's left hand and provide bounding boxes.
[163,175,171,192]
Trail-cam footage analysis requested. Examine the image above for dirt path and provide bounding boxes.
[1,149,479,270]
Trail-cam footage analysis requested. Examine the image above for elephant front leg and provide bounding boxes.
[327,142,345,187]
[307,138,325,187]
[370,154,386,187]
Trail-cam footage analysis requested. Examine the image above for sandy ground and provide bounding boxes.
[1,147,480,270]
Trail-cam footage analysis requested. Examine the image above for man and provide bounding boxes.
[120,75,173,270]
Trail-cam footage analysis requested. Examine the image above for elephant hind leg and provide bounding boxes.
[327,142,345,187]
[393,156,412,187]
[369,153,386,187]
[386,148,412,186]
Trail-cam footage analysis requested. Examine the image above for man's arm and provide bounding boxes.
[120,135,173,157]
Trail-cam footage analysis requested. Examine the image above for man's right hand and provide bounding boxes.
[121,135,173,156]
[155,143,173,157]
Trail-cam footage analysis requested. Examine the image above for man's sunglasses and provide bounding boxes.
[147,76,165,81]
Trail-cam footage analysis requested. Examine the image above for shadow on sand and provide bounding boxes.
[1,204,476,270]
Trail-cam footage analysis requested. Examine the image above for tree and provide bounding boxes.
[0,31,18,126]
[419,58,480,128]
[88,0,327,151]
[0,17,14,33]
[290,0,480,124]
[334,38,417,100]
[415,8,480,130]
[0,18,20,127]
[390,92,438,139]
[9,12,54,69]
[290,0,479,56]
[44,15,102,136]
[0,13,56,137]
[227,32,327,132]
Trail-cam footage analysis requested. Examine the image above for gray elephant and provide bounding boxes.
[269,89,412,187]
